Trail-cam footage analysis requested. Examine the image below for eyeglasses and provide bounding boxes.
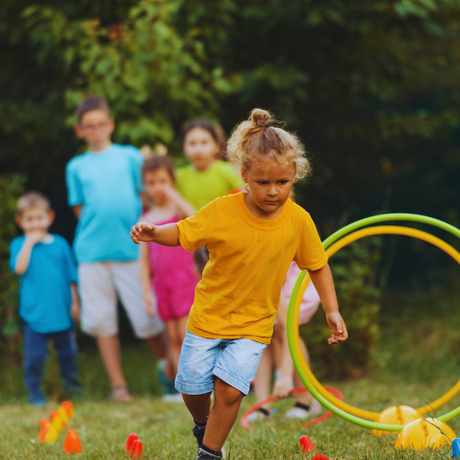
[80,121,110,132]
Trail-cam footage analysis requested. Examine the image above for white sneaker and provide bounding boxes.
[284,398,321,419]
[162,393,183,403]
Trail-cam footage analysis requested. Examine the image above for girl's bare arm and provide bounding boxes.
[165,186,195,219]
[15,232,46,275]
[130,222,180,247]
[70,284,80,321]
[140,242,152,297]
[309,263,348,344]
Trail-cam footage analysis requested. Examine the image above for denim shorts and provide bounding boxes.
[175,331,266,395]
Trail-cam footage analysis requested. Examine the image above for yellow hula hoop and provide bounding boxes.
[292,225,460,420]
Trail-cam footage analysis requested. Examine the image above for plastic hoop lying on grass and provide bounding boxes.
[241,387,343,430]
[287,215,460,431]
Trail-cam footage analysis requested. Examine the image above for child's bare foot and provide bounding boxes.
[110,385,132,402]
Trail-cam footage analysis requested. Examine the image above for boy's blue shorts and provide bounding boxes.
[175,331,267,396]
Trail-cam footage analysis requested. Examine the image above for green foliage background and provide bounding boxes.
[1,0,460,376]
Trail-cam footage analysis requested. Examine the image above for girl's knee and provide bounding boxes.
[183,392,212,403]
[215,380,243,406]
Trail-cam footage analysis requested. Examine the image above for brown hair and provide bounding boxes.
[142,155,176,183]
[182,119,220,143]
[76,96,110,123]
[17,192,51,216]
[213,124,227,160]
[226,109,310,182]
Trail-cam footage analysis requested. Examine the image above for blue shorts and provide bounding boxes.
[175,331,267,396]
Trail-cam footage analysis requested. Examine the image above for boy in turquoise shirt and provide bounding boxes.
[10,192,82,406]
[66,96,173,401]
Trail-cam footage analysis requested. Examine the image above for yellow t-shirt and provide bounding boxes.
[176,192,328,344]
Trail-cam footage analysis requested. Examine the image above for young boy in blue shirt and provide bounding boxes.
[66,96,173,401]
[10,192,82,406]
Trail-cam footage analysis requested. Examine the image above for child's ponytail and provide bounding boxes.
[227,109,310,182]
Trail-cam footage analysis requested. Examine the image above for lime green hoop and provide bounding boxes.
[287,213,460,431]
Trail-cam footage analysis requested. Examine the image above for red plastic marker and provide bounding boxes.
[130,440,143,459]
[311,456,330,460]
[63,429,82,454]
[125,433,139,452]
[299,435,317,453]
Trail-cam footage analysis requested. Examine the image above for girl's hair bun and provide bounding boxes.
[227,107,311,183]
[250,108,271,128]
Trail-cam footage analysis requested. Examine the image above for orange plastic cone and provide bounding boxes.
[39,419,50,443]
[61,401,74,418]
[50,410,66,432]
[63,429,82,454]
[130,440,143,459]
[39,419,59,444]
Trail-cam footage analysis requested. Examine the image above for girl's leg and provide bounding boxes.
[147,330,176,381]
[272,324,283,373]
[182,392,213,424]
[97,335,134,402]
[166,316,189,374]
[177,315,188,344]
[182,391,213,449]
[201,378,244,452]
[251,343,273,413]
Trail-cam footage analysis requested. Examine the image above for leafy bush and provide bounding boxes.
[0,175,24,365]
[301,236,382,380]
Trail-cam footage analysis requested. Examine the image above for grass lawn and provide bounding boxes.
[1,311,460,459]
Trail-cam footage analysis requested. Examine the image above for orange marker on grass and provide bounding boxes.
[61,401,74,418]
[39,419,59,444]
[63,429,82,454]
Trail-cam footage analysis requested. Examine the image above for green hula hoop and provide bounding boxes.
[287,213,460,431]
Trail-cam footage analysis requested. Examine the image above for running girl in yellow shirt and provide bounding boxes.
[130,108,348,460]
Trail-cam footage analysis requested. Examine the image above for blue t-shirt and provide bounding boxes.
[9,235,78,334]
[66,144,143,263]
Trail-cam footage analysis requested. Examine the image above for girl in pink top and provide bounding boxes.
[140,156,199,377]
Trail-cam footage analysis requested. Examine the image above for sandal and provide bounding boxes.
[247,407,271,422]
[110,385,133,402]
[285,399,321,419]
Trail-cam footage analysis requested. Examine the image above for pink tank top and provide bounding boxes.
[144,213,199,285]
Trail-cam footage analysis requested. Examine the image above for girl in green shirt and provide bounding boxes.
[176,120,243,211]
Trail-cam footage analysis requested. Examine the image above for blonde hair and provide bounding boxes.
[17,192,50,216]
[226,109,310,182]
